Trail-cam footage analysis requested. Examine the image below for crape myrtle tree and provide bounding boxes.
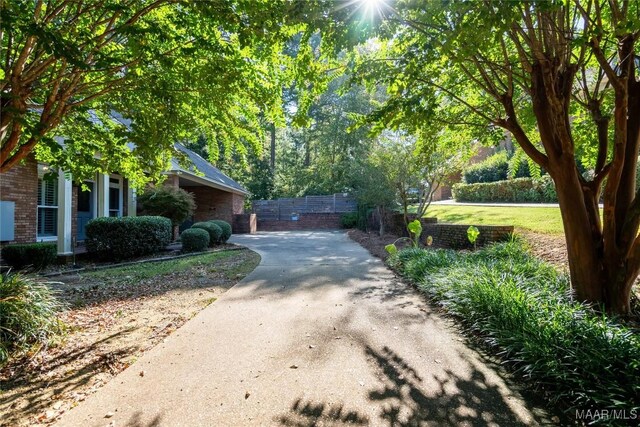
[0,0,314,186]
[319,0,639,315]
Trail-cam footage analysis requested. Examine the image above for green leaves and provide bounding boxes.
[467,226,480,245]
[408,219,422,247]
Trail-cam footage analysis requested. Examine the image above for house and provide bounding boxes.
[0,144,248,257]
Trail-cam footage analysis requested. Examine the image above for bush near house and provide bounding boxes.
[192,222,222,247]
[0,272,64,365]
[389,240,640,415]
[85,216,172,261]
[137,186,196,226]
[453,176,557,203]
[180,228,210,252]
[209,220,232,243]
[1,243,57,271]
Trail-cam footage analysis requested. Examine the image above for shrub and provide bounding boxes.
[340,213,358,229]
[208,220,232,243]
[452,176,557,203]
[192,222,222,247]
[85,216,172,261]
[463,152,509,184]
[0,273,64,364]
[1,243,57,271]
[389,241,640,415]
[180,228,210,252]
[137,186,196,226]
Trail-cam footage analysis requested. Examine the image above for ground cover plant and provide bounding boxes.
[388,240,640,417]
[0,273,63,365]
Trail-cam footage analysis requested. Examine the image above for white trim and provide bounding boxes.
[56,170,73,255]
[166,171,249,196]
[108,174,124,217]
[36,165,58,239]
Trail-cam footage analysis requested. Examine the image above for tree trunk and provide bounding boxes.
[552,159,635,315]
[270,124,276,172]
[552,167,606,303]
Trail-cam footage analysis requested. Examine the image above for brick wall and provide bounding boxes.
[384,213,438,237]
[232,193,245,215]
[257,213,343,231]
[0,155,38,243]
[422,223,514,250]
[233,214,256,234]
[183,186,244,224]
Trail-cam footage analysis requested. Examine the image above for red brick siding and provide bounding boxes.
[182,186,240,224]
[423,223,514,249]
[232,193,245,215]
[0,155,38,243]
[233,213,256,234]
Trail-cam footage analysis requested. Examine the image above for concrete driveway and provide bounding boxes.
[56,231,547,426]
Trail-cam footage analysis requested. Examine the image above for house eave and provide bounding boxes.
[165,170,250,196]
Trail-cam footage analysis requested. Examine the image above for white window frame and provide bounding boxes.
[108,174,123,217]
[36,164,58,241]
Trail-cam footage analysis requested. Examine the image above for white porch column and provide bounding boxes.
[97,174,109,217]
[127,186,137,217]
[56,170,73,255]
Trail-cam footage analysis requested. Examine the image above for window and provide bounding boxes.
[108,176,122,217]
[37,175,58,238]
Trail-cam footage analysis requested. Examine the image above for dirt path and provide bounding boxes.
[0,249,260,427]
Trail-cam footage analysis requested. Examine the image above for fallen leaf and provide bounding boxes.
[139,370,145,377]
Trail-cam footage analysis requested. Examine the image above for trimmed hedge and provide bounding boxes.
[180,228,210,252]
[208,220,231,243]
[463,152,509,184]
[453,176,557,203]
[464,151,531,184]
[192,222,222,247]
[1,243,57,270]
[86,216,172,261]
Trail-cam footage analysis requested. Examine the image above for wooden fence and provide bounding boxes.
[252,194,356,221]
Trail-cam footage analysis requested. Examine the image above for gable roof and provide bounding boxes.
[168,143,249,196]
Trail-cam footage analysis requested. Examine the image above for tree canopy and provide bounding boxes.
[1,0,311,186]
[315,0,640,314]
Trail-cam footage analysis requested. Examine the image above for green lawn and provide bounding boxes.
[425,205,566,235]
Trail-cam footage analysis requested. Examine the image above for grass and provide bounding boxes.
[423,204,566,234]
[80,250,240,283]
[389,240,640,419]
